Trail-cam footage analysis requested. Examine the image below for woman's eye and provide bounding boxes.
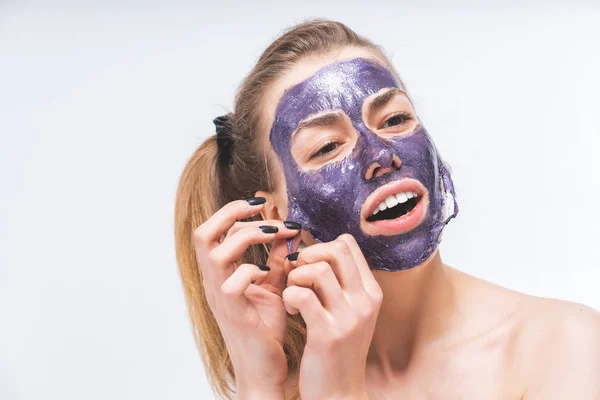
[310,141,340,160]
[382,112,412,128]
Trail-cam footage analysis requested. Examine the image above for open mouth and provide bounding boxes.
[361,179,429,236]
[366,191,421,222]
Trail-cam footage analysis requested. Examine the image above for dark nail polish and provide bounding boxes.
[283,221,302,230]
[259,225,278,234]
[257,264,270,271]
[286,252,299,261]
[246,197,266,206]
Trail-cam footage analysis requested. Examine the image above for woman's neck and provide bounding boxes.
[367,249,458,377]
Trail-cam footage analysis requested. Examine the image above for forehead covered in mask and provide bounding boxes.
[269,57,399,153]
[268,57,458,271]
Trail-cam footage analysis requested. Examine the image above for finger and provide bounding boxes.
[260,233,300,297]
[286,305,299,315]
[287,261,348,313]
[194,199,266,248]
[282,285,327,328]
[220,263,270,314]
[337,234,383,301]
[210,226,297,282]
[292,238,364,296]
[225,219,300,240]
[282,234,303,275]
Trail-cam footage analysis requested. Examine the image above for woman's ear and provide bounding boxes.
[254,190,281,221]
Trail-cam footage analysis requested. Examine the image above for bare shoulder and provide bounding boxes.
[517,295,600,352]
[450,268,600,397]
[514,295,600,398]
[451,267,600,350]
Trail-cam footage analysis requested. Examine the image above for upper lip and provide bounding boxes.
[361,178,428,221]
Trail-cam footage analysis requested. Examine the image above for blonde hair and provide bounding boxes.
[174,18,400,399]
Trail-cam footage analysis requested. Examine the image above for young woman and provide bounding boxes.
[174,19,600,400]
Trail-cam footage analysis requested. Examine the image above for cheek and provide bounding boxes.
[270,178,292,221]
[265,149,292,214]
[275,188,290,220]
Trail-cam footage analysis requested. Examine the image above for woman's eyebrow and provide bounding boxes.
[366,87,404,115]
[291,111,342,146]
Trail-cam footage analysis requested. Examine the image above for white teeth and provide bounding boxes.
[384,195,398,208]
[395,192,408,203]
[370,191,420,217]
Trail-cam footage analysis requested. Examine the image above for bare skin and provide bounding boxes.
[252,45,600,399]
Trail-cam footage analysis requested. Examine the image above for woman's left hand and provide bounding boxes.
[283,233,383,400]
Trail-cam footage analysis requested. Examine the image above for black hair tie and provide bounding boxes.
[213,114,234,167]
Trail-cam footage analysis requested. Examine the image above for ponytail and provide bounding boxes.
[174,136,236,398]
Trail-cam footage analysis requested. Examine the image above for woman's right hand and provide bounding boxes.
[193,198,301,398]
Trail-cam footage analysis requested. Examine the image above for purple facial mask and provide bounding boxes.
[269,57,458,271]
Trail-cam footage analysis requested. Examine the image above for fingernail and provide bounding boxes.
[257,264,270,271]
[283,221,302,230]
[285,252,299,261]
[246,197,266,206]
[259,225,278,234]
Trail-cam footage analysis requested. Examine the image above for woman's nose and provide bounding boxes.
[364,153,402,180]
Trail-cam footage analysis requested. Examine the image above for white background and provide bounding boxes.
[1,1,599,399]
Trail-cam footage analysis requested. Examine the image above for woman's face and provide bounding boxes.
[261,47,458,271]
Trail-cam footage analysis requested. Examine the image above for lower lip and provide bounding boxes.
[361,194,428,236]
